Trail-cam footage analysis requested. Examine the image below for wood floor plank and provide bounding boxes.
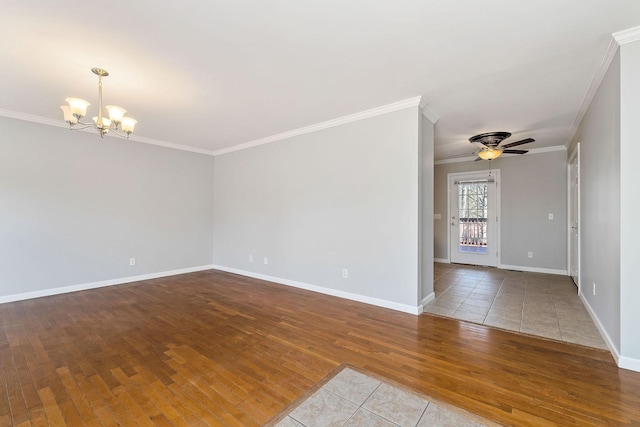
[36,387,67,427]
[1,268,639,426]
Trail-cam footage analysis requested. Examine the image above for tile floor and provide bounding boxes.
[273,367,492,427]
[424,263,607,349]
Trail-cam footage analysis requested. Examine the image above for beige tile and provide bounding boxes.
[488,303,523,314]
[432,299,462,310]
[487,308,522,323]
[417,403,487,427]
[556,309,589,319]
[423,305,456,317]
[504,280,526,286]
[520,320,562,340]
[430,263,607,349]
[483,316,520,332]
[475,283,502,291]
[462,298,494,309]
[498,287,525,296]
[442,289,472,298]
[492,296,524,306]
[558,319,602,338]
[561,332,608,350]
[451,310,486,324]
[524,294,555,303]
[363,382,428,427]
[275,416,305,427]
[522,306,557,318]
[343,408,398,427]
[323,368,380,406]
[467,293,496,302]
[457,303,490,316]
[289,388,358,427]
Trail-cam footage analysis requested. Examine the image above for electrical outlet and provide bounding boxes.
[342,268,348,279]
[129,258,136,266]
[527,252,533,258]
[593,282,596,296]
[249,254,253,262]
[264,257,268,265]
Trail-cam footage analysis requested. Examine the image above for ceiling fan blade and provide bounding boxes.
[501,138,534,149]
[502,149,528,154]
[474,157,483,161]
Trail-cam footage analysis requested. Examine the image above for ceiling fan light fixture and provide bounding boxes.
[61,68,137,139]
[477,147,503,160]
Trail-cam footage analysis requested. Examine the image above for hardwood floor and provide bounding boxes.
[1,270,639,426]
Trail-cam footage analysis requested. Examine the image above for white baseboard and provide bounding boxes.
[579,293,619,360]
[434,258,450,264]
[212,265,423,315]
[0,265,215,304]
[580,293,640,372]
[498,264,567,276]
[421,292,435,308]
[618,356,640,372]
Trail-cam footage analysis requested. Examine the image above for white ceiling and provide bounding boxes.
[2,1,639,160]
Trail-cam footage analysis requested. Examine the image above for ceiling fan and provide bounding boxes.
[470,131,534,161]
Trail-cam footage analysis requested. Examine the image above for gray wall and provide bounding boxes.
[213,107,422,308]
[421,116,435,302]
[434,150,567,271]
[0,117,215,298]
[569,51,621,350]
[619,40,640,362]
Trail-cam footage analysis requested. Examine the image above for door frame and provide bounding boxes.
[447,170,501,267]
[568,143,581,293]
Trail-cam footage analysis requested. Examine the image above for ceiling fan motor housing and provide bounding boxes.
[469,131,512,147]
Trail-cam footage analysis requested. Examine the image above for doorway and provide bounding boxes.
[568,144,580,288]
[448,171,499,267]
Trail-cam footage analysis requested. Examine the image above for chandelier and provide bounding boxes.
[60,68,137,138]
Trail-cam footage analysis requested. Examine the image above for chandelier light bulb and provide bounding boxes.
[65,98,90,118]
[121,117,137,134]
[60,106,78,124]
[106,105,126,124]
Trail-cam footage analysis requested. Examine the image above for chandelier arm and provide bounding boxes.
[67,123,97,131]
[107,127,127,138]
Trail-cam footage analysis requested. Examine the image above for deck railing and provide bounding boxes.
[459,218,487,247]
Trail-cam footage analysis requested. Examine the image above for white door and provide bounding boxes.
[568,145,580,288]
[448,171,499,267]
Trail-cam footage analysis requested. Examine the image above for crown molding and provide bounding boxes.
[435,155,478,165]
[613,26,640,45]
[212,96,423,156]
[565,36,620,149]
[126,134,216,156]
[0,108,68,128]
[421,105,440,124]
[0,108,216,156]
[4,97,425,158]
[435,145,566,165]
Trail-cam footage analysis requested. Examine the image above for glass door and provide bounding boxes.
[449,171,499,267]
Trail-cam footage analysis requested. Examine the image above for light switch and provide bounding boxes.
[548,213,554,220]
